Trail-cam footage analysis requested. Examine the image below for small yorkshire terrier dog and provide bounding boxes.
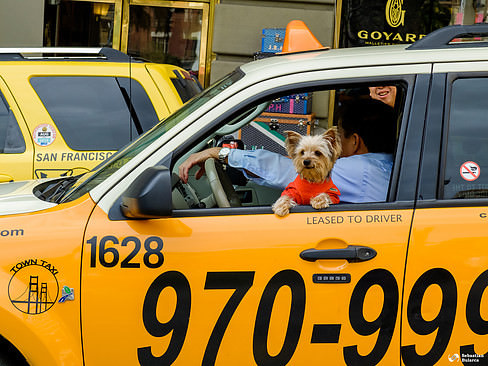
[272,128,342,217]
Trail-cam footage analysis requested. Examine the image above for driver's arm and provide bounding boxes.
[178,147,222,183]
[179,147,297,190]
[228,149,296,190]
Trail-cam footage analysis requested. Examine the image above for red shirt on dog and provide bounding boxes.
[281,176,340,205]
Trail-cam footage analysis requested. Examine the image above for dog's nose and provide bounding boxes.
[303,159,311,166]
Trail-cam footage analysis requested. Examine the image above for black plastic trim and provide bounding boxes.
[117,79,143,135]
[416,73,446,201]
[437,73,455,200]
[416,199,488,209]
[120,165,173,218]
[99,47,131,62]
[407,24,488,50]
[395,73,432,201]
[0,54,24,61]
[171,200,414,218]
[300,245,377,262]
[387,76,416,202]
[108,154,173,221]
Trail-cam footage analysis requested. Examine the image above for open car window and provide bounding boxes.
[171,81,407,212]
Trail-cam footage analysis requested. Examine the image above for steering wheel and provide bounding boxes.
[204,158,241,207]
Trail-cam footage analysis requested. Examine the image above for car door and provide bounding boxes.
[402,65,488,365]
[0,77,33,182]
[80,68,430,365]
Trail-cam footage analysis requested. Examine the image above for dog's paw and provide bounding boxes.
[272,196,295,217]
[310,193,332,210]
[272,204,290,217]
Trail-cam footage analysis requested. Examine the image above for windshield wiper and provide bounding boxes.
[36,176,80,203]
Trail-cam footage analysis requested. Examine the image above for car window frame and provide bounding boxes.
[98,67,430,221]
[417,70,488,208]
[167,74,422,218]
[436,71,488,205]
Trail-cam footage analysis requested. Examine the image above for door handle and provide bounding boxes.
[300,245,377,262]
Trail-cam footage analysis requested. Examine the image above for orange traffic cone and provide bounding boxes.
[280,20,328,53]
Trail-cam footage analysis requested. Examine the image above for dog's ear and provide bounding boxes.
[323,127,342,160]
[284,130,302,157]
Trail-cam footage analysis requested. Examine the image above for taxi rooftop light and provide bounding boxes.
[280,20,329,53]
[276,21,488,55]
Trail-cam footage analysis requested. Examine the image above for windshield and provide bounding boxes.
[59,70,244,203]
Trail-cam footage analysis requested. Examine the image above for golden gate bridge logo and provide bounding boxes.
[8,259,59,315]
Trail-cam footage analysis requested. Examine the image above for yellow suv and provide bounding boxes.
[0,47,201,183]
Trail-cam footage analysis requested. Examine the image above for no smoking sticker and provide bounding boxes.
[460,161,480,181]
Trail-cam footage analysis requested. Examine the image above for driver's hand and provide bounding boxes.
[178,147,221,183]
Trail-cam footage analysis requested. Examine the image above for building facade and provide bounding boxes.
[0,0,334,87]
[0,1,484,86]
[0,0,484,141]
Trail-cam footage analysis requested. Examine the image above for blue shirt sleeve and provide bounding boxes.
[227,149,297,190]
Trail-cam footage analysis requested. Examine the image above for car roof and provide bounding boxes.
[240,43,488,79]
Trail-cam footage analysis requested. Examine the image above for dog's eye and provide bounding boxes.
[300,150,305,156]
[315,151,322,156]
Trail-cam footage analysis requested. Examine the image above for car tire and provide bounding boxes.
[0,337,28,366]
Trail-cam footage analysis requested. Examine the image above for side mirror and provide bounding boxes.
[121,166,172,218]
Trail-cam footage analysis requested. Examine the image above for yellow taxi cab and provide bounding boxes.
[1,24,488,365]
[0,47,201,183]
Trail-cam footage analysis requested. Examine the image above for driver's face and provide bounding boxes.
[369,86,397,108]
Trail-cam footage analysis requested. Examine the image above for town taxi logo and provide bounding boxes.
[386,0,405,28]
[8,259,59,315]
